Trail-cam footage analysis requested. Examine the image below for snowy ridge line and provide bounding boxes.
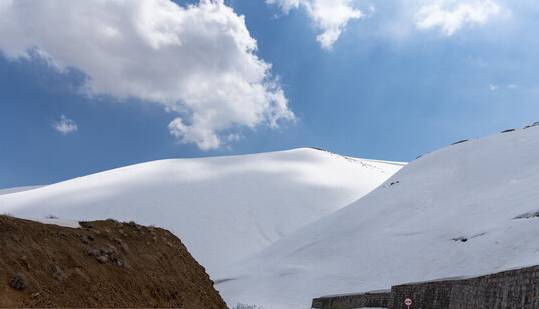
[363,159,406,166]
[415,120,539,160]
[308,146,406,166]
[0,185,42,196]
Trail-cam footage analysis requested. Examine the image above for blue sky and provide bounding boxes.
[1,0,539,188]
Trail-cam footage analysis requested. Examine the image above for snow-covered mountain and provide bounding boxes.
[0,148,402,275]
[217,125,539,308]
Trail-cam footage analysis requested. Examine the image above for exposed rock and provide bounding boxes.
[95,255,109,264]
[49,265,64,282]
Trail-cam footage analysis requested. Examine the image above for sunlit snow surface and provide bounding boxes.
[216,126,539,308]
[0,148,401,276]
[0,185,41,195]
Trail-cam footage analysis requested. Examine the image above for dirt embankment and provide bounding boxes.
[0,215,228,308]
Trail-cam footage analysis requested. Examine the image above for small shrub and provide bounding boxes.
[9,273,27,290]
[79,221,95,229]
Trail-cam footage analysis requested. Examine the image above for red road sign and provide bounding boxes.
[404,298,413,306]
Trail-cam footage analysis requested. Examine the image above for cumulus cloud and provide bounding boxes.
[0,0,294,150]
[267,0,363,49]
[53,115,78,135]
[415,0,502,35]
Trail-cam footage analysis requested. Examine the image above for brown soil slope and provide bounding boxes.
[0,215,228,308]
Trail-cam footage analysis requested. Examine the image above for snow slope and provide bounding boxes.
[217,126,539,308]
[0,148,402,275]
[0,185,42,195]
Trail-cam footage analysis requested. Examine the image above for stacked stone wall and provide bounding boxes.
[312,265,539,309]
[312,290,391,309]
[392,265,539,309]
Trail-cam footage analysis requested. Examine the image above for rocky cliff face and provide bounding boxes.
[0,215,228,308]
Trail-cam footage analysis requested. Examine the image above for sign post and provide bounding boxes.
[404,298,412,309]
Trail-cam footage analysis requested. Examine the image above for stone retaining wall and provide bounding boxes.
[392,265,539,309]
[312,290,391,309]
[311,265,539,309]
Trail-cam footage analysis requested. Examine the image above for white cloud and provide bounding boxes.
[53,115,78,135]
[415,0,502,35]
[267,0,363,49]
[489,83,520,92]
[0,0,294,150]
[507,83,517,89]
